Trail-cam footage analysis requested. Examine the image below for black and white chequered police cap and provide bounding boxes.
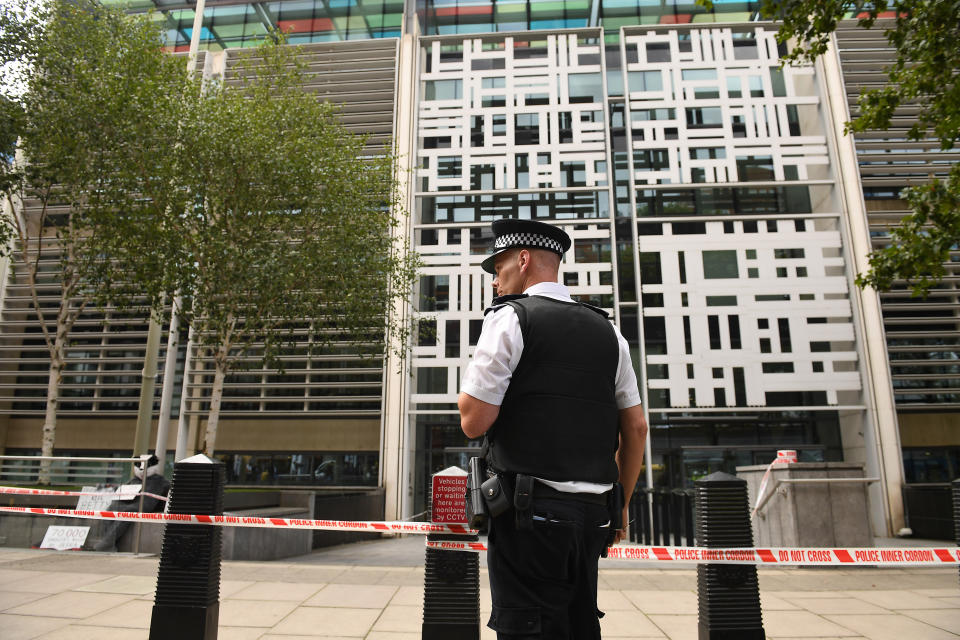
[481,219,571,274]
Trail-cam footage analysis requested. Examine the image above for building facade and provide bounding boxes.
[1,0,956,538]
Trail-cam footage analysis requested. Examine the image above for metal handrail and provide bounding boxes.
[754,477,880,515]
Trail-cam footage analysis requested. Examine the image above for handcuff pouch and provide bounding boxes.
[513,474,534,531]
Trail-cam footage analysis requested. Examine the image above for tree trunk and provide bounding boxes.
[202,363,227,457]
[38,353,64,485]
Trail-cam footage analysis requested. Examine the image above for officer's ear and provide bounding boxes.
[518,249,531,272]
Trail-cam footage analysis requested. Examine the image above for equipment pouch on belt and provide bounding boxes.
[513,474,534,531]
[481,474,511,518]
[466,457,489,532]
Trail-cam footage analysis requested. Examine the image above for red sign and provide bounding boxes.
[431,467,468,524]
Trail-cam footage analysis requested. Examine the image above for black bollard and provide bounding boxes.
[149,454,225,640]
[423,531,481,640]
[695,471,765,640]
[953,479,960,586]
[422,467,480,640]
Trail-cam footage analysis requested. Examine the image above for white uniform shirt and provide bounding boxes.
[461,281,642,493]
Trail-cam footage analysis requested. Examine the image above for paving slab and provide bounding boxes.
[647,613,698,640]
[388,585,423,606]
[760,594,803,610]
[215,628,269,640]
[598,588,638,611]
[0,612,72,640]
[6,591,134,619]
[0,539,958,639]
[261,636,357,640]
[270,605,380,636]
[0,550,44,563]
[623,589,697,614]
[899,609,960,634]
[371,604,423,633]
[14,571,113,594]
[0,589,48,612]
[79,598,153,628]
[219,598,300,627]
[34,625,147,640]
[599,608,669,637]
[910,588,960,597]
[74,575,155,595]
[304,583,399,609]
[0,568,43,582]
[228,580,325,601]
[783,597,889,615]
[760,610,861,637]
[219,579,256,598]
[844,589,959,610]
[824,613,960,639]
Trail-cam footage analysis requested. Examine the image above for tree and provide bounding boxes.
[2,1,416,471]
[0,0,194,481]
[700,0,960,295]
[118,40,418,456]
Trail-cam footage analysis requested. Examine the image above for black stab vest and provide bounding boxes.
[484,295,620,484]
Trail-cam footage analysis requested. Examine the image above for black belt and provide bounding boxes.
[532,482,609,506]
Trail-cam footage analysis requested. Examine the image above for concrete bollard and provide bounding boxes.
[695,471,765,640]
[149,454,225,640]
[953,479,960,587]
[422,466,480,640]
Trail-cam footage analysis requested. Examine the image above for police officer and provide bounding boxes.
[459,218,648,639]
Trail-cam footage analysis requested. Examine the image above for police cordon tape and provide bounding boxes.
[0,505,472,535]
[424,540,960,566]
[0,485,168,502]
[3,505,958,567]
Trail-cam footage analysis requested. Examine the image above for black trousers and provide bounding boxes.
[486,496,610,639]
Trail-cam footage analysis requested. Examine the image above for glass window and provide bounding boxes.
[437,156,461,178]
[634,149,670,171]
[682,69,717,81]
[775,248,805,259]
[706,296,737,306]
[424,79,462,101]
[417,367,448,394]
[686,107,723,128]
[638,252,662,284]
[628,70,663,92]
[419,275,449,311]
[737,155,775,181]
[646,42,670,63]
[702,250,738,279]
[560,161,586,187]
[762,362,795,373]
[568,73,602,103]
[708,316,721,349]
[690,147,726,160]
[632,108,675,121]
[769,68,786,97]
[727,77,742,98]
[644,316,667,355]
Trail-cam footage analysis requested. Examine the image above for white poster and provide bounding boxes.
[117,484,141,502]
[75,486,116,512]
[40,525,90,551]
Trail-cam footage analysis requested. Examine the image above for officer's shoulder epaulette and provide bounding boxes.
[578,301,609,318]
[483,293,529,316]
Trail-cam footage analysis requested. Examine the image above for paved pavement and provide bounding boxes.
[0,536,957,640]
